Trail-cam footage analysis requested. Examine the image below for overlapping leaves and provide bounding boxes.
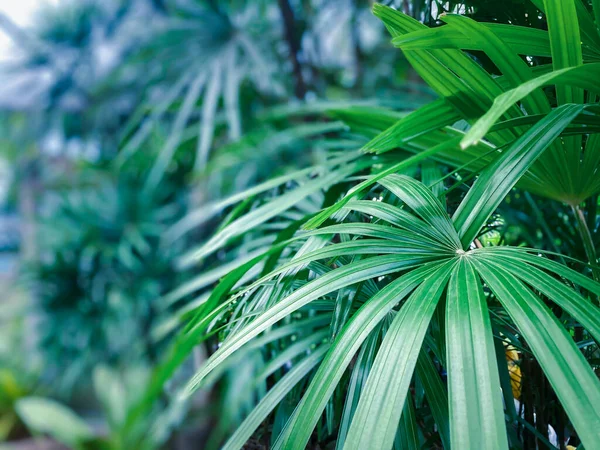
[362,2,600,205]
[140,2,600,449]
[160,88,600,448]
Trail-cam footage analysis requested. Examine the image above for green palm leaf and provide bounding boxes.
[446,259,507,449]
[462,63,600,150]
[473,257,600,446]
[271,262,449,450]
[342,262,454,450]
[453,104,584,246]
[153,5,600,450]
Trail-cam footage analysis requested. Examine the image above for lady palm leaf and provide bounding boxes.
[340,261,455,450]
[445,259,507,449]
[472,259,600,446]
[348,1,600,282]
[182,252,440,396]
[136,3,600,449]
[270,262,451,450]
[168,94,600,446]
[454,103,584,245]
[369,2,600,205]
[462,64,600,150]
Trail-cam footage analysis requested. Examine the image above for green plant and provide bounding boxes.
[147,1,600,448]
[4,0,600,448]
[29,167,184,390]
[370,1,600,271]
[0,368,37,442]
[16,365,183,450]
[116,0,411,191]
[2,1,421,436]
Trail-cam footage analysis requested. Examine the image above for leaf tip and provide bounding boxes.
[460,138,474,150]
[360,145,376,154]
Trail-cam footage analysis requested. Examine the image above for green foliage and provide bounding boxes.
[16,365,182,450]
[17,397,95,448]
[4,0,600,449]
[150,1,600,448]
[29,167,183,389]
[0,369,37,441]
[381,1,600,205]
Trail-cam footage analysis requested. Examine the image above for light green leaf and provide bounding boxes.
[178,159,368,268]
[165,151,359,243]
[16,397,94,448]
[462,64,600,148]
[446,259,508,449]
[273,262,451,450]
[304,139,458,230]
[182,254,439,397]
[342,261,454,450]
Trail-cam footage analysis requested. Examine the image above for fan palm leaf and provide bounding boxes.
[159,96,600,449]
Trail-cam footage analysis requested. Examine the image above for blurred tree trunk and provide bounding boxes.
[277,0,307,99]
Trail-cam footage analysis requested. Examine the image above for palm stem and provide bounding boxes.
[571,204,600,282]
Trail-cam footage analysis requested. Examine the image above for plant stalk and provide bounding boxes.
[571,204,600,282]
[277,0,307,100]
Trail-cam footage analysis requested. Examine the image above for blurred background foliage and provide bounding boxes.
[1,0,597,449]
[0,1,425,447]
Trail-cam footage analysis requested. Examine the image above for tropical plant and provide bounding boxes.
[371,0,600,270]
[0,368,37,441]
[4,0,600,448]
[15,365,184,450]
[144,1,600,448]
[117,0,410,194]
[1,0,413,403]
[28,164,185,390]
